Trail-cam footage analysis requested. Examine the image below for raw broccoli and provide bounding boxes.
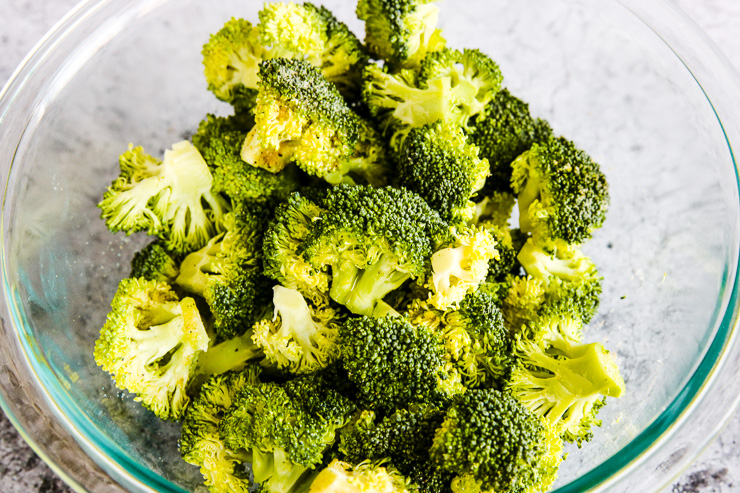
[396,121,489,223]
[341,315,463,413]
[322,118,390,187]
[511,136,609,244]
[356,0,446,69]
[192,113,303,202]
[308,459,415,493]
[98,142,230,255]
[427,226,497,310]
[251,285,341,374]
[129,241,180,284]
[94,278,210,420]
[469,89,553,195]
[508,324,625,445]
[481,226,519,283]
[180,366,261,492]
[498,275,547,333]
[470,191,516,228]
[241,58,359,176]
[430,389,564,493]
[176,202,271,340]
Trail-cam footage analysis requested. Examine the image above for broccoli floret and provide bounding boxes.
[176,202,271,340]
[356,0,446,69]
[98,142,230,255]
[341,316,463,413]
[469,89,552,195]
[499,275,547,333]
[241,59,359,176]
[193,113,303,203]
[252,286,341,374]
[303,185,450,315]
[130,241,180,283]
[259,2,368,96]
[480,225,519,283]
[397,122,489,223]
[511,136,609,244]
[309,459,415,493]
[427,227,498,310]
[195,330,264,380]
[180,366,261,492]
[323,118,390,187]
[430,389,564,493]
[508,327,625,445]
[94,278,210,420]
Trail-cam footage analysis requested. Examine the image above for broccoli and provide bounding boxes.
[180,366,261,492]
[430,389,564,493]
[322,118,390,187]
[470,191,516,228]
[469,89,553,195]
[508,325,625,445]
[481,226,519,283]
[427,226,497,310]
[176,202,271,340]
[308,459,415,493]
[241,58,360,176]
[396,121,490,223]
[511,136,609,244]
[98,142,230,255]
[94,278,210,420]
[341,316,463,413]
[356,0,446,69]
[192,113,303,203]
[129,241,180,283]
[499,275,547,333]
[252,285,341,374]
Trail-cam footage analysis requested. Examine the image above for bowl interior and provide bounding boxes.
[3,0,738,490]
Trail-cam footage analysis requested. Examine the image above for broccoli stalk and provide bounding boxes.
[309,459,415,493]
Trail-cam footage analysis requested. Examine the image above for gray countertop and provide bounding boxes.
[1,0,740,492]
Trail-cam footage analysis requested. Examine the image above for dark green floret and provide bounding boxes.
[130,241,180,284]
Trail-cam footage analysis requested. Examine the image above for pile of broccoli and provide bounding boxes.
[94,1,624,492]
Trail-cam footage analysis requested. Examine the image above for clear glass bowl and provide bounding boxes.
[2,0,740,491]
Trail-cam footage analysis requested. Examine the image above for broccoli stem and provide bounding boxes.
[330,255,410,316]
[252,448,311,492]
[517,174,543,234]
[196,331,261,377]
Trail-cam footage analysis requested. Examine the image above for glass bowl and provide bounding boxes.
[2,0,740,491]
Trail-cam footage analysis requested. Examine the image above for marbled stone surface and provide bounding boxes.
[1,1,740,492]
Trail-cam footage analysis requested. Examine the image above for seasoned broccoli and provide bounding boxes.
[193,113,302,203]
[356,0,446,69]
[94,278,210,420]
[430,389,564,493]
[397,121,489,223]
[308,459,415,493]
[130,241,180,284]
[176,202,271,340]
[98,142,230,255]
[180,366,261,492]
[469,89,552,195]
[511,137,609,244]
[341,315,463,413]
[252,286,341,374]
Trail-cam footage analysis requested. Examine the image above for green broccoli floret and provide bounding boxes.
[192,113,302,203]
[258,2,368,95]
[309,459,415,493]
[129,241,180,284]
[511,136,609,244]
[339,405,453,493]
[323,118,390,187]
[508,325,625,445]
[241,59,360,176]
[176,202,271,340]
[498,275,547,333]
[430,389,564,493]
[397,122,489,223]
[341,316,463,413]
[251,286,341,374]
[356,0,446,69]
[304,185,450,315]
[469,89,552,195]
[98,142,230,255]
[94,278,210,420]
[180,366,261,492]
[480,225,519,283]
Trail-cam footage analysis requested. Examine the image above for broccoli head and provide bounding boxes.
[499,275,547,333]
[129,241,180,284]
[98,142,230,255]
[511,136,609,244]
[309,459,415,493]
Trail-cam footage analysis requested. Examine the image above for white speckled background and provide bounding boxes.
[1,1,739,492]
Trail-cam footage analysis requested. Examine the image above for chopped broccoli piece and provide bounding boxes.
[511,136,609,243]
[98,142,230,255]
[480,225,520,283]
[94,278,210,420]
[430,389,564,493]
[252,286,341,374]
[129,241,180,284]
[499,275,547,333]
[323,118,390,187]
[309,459,415,493]
[397,121,489,223]
[195,330,263,380]
[356,0,446,69]
[469,191,516,228]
